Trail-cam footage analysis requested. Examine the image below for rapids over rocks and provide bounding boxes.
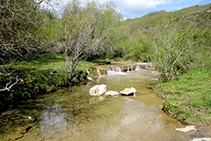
[0,62,211,141]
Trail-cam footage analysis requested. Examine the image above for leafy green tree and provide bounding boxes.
[40,10,61,53]
[124,32,149,61]
[96,20,129,59]
[60,0,123,85]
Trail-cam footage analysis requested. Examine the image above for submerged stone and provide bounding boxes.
[123,97,133,101]
[3,125,32,140]
[190,137,211,141]
[120,87,137,96]
[175,125,196,132]
[89,84,107,96]
[89,96,105,104]
[22,117,35,124]
[105,91,119,97]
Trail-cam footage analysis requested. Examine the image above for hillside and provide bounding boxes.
[127,4,211,34]
[123,4,211,125]
[121,3,210,71]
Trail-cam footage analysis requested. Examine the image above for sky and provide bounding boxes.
[40,0,211,19]
[107,0,211,19]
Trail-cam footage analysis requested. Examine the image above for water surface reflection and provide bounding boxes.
[1,71,210,140]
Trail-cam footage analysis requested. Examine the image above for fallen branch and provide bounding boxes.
[0,67,21,92]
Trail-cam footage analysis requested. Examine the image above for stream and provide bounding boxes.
[0,63,211,141]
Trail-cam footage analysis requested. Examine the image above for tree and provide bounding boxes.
[100,21,129,59]
[60,0,122,85]
[0,0,45,91]
[0,0,45,63]
[143,18,196,81]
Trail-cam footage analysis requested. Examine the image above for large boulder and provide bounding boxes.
[89,84,107,96]
[105,91,119,97]
[120,87,137,96]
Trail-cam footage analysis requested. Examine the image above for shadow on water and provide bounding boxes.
[1,68,211,140]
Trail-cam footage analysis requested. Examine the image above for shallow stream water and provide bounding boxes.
[0,68,211,141]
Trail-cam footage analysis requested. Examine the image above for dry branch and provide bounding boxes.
[0,67,21,92]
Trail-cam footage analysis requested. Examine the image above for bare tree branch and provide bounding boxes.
[0,67,22,92]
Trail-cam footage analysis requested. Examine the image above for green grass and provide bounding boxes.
[92,59,112,65]
[156,68,211,125]
[2,54,98,71]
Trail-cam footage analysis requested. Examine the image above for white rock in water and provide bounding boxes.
[190,137,211,141]
[89,84,107,96]
[87,77,94,81]
[120,87,137,96]
[105,91,119,97]
[175,125,196,132]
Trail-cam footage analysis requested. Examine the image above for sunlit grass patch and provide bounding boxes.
[1,54,99,72]
[156,68,211,125]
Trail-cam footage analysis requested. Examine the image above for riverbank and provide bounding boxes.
[155,68,211,125]
[2,56,210,126]
[0,54,111,112]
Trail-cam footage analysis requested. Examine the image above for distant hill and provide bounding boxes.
[126,3,211,34]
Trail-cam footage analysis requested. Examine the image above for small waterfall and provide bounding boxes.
[104,69,107,75]
[127,66,130,72]
[135,65,143,71]
[106,67,126,75]
[115,67,122,72]
[131,65,134,72]
[97,68,102,77]
[95,64,146,76]
[107,68,116,75]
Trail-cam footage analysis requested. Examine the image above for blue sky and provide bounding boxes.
[40,0,211,19]
[112,0,211,19]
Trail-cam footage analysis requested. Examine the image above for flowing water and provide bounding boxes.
[0,66,211,141]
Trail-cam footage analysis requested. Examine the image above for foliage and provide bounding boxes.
[143,18,198,80]
[124,32,149,61]
[39,10,61,53]
[0,0,45,63]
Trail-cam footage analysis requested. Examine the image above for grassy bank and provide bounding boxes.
[155,68,211,125]
[0,54,101,112]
